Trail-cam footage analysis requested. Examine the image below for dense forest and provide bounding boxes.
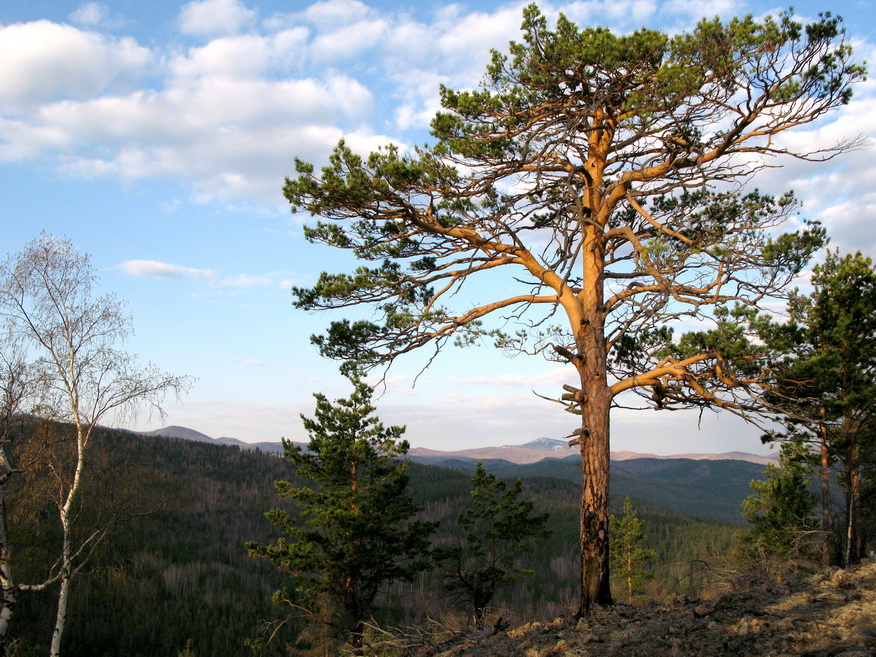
[7,427,745,656]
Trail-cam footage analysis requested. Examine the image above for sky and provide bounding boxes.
[1,0,875,455]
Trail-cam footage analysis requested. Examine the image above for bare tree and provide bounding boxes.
[0,335,35,656]
[285,7,864,615]
[0,234,191,656]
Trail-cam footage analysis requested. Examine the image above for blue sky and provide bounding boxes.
[1,0,874,454]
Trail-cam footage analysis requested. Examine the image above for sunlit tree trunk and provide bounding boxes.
[49,428,86,657]
[577,198,613,615]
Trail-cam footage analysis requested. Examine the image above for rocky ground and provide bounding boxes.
[387,561,876,657]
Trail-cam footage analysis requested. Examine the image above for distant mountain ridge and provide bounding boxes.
[139,426,775,465]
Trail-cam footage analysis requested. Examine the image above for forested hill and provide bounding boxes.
[10,428,755,656]
[456,455,764,522]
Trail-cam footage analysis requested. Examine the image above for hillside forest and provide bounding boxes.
[2,426,761,656]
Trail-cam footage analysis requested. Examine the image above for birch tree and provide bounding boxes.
[0,337,33,656]
[0,234,191,657]
[285,5,864,615]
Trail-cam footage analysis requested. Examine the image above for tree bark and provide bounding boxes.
[576,213,613,616]
[49,572,71,657]
[578,371,612,616]
[844,441,861,567]
[820,424,833,566]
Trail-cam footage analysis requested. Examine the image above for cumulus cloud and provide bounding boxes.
[0,21,152,113]
[178,0,256,37]
[170,30,309,79]
[301,0,373,29]
[0,0,873,226]
[69,2,129,29]
[1,69,377,203]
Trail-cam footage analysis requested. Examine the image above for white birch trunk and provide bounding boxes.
[49,572,71,657]
[0,445,17,655]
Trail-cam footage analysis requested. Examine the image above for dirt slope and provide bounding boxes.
[401,561,876,657]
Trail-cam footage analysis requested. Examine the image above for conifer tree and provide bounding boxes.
[609,497,656,603]
[436,462,551,628]
[742,444,819,562]
[758,251,876,565]
[286,5,863,614]
[247,374,435,654]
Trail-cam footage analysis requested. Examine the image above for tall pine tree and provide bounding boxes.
[758,251,876,565]
[285,5,863,614]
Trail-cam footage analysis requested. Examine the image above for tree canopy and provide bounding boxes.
[286,5,864,615]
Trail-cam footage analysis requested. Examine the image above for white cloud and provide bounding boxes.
[70,3,108,26]
[178,0,256,37]
[116,260,218,281]
[116,260,301,290]
[300,0,373,30]
[0,21,152,113]
[1,71,377,203]
[309,18,388,61]
[170,29,309,79]
[0,0,874,232]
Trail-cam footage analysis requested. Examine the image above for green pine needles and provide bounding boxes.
[284,1,865,616]
[247,374,435,654]
[610,498,656,603]
[435,462,551,629]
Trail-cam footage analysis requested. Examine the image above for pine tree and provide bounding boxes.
[757,251,876,565]
[610,498,656,603]
[247,374,435,654]
[285,5,862,614]
[435,462,551,628]
[742,443,819,562]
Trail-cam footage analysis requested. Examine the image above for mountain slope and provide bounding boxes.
[142,427,775,465]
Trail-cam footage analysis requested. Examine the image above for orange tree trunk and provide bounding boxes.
[575,220,613,616]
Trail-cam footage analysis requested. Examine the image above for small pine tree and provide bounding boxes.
[247,373,435,654]
[742,442,819,562]
[610,497,656,603]
[435,462,551,628]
